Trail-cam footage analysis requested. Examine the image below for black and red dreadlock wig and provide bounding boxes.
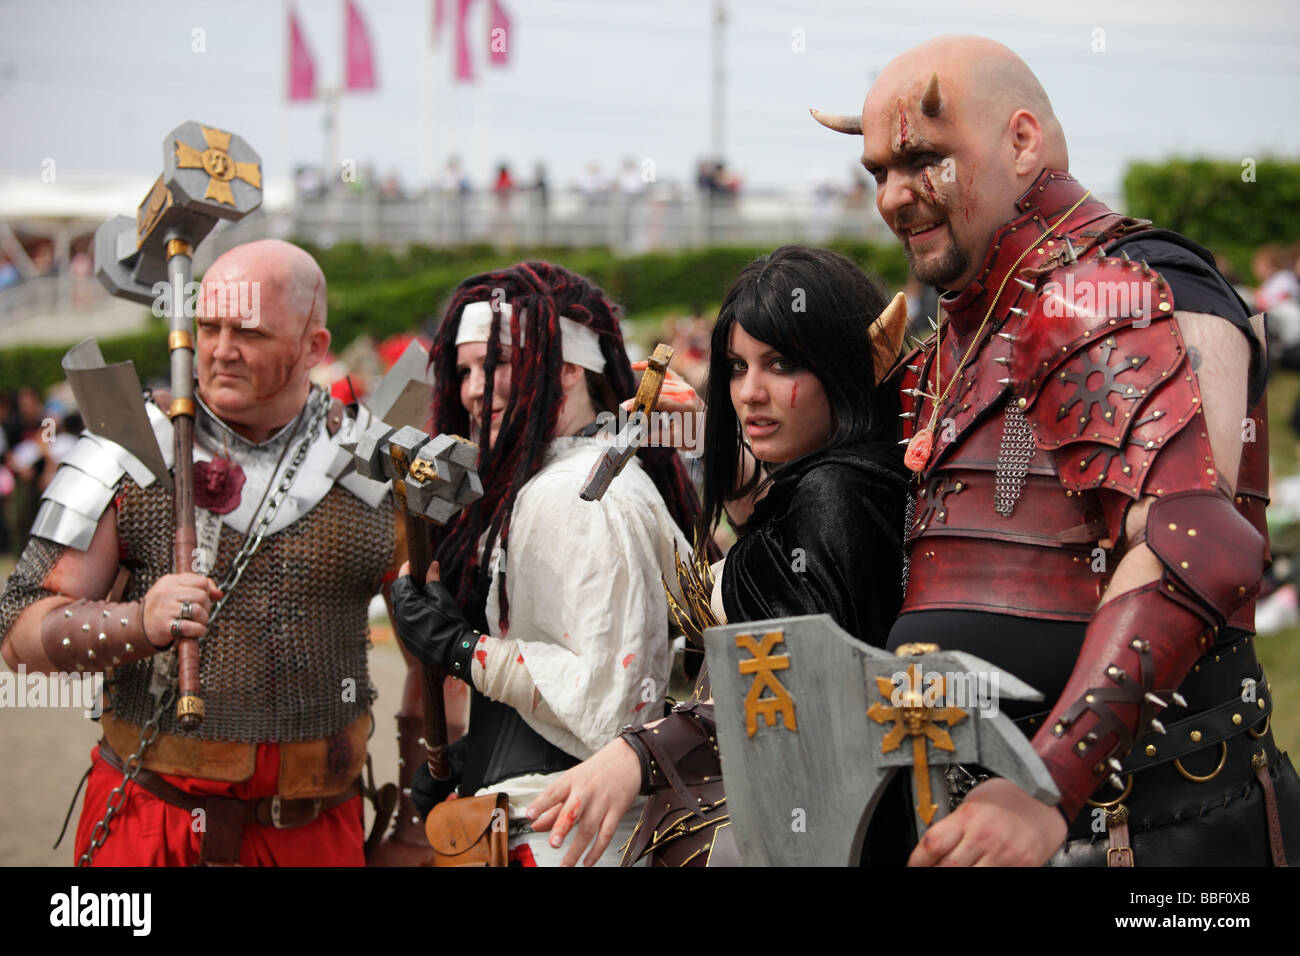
[428,260,703,632]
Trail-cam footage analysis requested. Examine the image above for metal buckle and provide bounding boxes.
[1106,846,1134,866]
[270,796,322,829]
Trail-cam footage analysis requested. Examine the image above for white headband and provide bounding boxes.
[454,301,606,374]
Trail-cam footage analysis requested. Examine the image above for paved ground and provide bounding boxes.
[0,629,408,867]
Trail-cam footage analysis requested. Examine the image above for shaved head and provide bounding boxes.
[196,239,331,441]
[203,238,327,330]
[868,35,1067,170]
[858,36,1069,290]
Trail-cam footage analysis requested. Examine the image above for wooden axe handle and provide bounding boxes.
[404,514,451,781]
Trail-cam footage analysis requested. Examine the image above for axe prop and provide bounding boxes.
[93,122,262,731]
[579,343,674,501]
[704,614,1060,865]
[342,342,483,782]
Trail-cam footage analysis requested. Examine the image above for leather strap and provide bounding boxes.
[1252,749,1289,867]
[1105,805,1133,867]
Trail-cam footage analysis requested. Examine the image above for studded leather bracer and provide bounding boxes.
[1035,492,1264,820]
[620,700,730,867]
[40,598,156,672]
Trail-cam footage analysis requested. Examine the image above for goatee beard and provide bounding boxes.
[906,236,971,290]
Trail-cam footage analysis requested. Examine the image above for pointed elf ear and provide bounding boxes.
[869,292,909,383]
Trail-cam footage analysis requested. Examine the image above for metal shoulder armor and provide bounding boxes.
[32,399,171,551]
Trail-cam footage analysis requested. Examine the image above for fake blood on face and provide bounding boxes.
[789,381,798,409]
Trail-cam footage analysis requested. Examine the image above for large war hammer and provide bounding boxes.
[92,122,262,730]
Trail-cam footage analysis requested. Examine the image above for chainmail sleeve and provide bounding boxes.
[0,536,68,640]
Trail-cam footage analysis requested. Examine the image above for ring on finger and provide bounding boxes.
[179,600,193,621]
[170,618,184,641]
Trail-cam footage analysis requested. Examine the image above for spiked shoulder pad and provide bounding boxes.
[1008,255,1213,499]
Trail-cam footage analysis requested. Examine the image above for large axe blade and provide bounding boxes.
[703,614,1059,866]
[62,338,171,490]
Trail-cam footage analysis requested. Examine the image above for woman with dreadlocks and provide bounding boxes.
[390,260,701,866]
[526,245,912,865]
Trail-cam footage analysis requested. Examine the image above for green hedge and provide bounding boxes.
[1124,157,1300,278]
[4,242,910,391]
[0,323,171,393]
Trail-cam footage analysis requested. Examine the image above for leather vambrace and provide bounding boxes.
[1033,490,1265,821]
[40,598,155,672]
[620,699,721,811]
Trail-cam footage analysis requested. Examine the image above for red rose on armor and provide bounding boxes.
[193,458,246,514]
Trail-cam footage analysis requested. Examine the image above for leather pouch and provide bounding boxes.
[424,792,509,867]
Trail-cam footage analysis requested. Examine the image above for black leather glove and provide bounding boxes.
[390,573,479,679]
[408,736,467,819]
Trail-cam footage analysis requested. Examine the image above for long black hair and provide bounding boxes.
[698,244,899,539]
[428,260,703,632]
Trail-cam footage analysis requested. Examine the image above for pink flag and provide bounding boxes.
[455,0,475,82]
[345,0,377,91]
[488,0,510,66]
[287,7,316,102]
[433,0,446,43]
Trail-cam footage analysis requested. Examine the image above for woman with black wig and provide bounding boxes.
[527,245,912,865]
[389,261,702,866]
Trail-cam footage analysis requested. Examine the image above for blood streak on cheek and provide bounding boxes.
[919,168,939,206]
[789,381,798,409]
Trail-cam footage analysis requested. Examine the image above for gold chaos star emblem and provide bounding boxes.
[174,126,261,206]
[867,661,967,824]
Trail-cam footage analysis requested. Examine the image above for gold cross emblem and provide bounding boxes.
[736,631,797,738]
[175,126,261,206]
[867,662,967,824]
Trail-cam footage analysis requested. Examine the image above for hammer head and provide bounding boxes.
[404,433,483,524]
[94,122,262,305]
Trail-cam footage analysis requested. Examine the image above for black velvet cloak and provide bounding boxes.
[720,440,910,649]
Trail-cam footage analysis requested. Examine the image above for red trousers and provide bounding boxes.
[73,744,365,867]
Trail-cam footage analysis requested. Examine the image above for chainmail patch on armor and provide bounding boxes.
[108,476,394,742]
[0,535,68,639]
[901,493,915,595]
[994,402,1035,517]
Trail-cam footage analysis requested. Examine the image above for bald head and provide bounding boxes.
[857,36,1069,291]
[202,238,327,330]
[867,35,1068,172]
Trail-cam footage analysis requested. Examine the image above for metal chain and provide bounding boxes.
[994,403,1035,517]
[206,388,331,625]
[76,388,331,866]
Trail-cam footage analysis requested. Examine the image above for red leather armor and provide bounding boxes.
[897,169,1267,819]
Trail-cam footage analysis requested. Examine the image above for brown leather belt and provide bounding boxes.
[99,739,360,863]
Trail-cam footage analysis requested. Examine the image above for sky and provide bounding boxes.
[1,0,1299,204]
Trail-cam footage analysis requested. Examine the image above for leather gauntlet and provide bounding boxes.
[40,599,153,672]
[1034,491,1264,821]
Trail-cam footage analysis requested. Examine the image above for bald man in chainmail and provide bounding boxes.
[0,239,402,866]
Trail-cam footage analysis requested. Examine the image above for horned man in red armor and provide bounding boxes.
[814,34,1297,865]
